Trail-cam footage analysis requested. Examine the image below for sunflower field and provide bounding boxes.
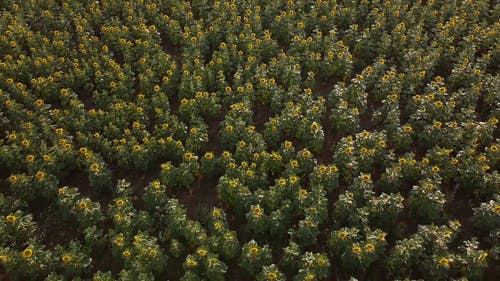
[0,0,499,280]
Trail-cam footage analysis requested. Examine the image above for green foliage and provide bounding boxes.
[0,0,498,280]
[240,240,272,276]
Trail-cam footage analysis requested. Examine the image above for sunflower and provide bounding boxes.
[365,243,375,252]
[438,257,450,267]
[249,246,259,256]
[277,178,286,186]
[311,122,320,132]
[21,139,30,147]
[90,163,100,172]
[352,245,362,254]
[338,231,348,240]
[22,248,33,259]
[8,175,18,183]
[298,189,308,199]
[61,255,72,263]
[34,99,44,106]
[114,237,124,246]
[212,208,222,218]
[184,152,194,160]
[116,199,126,207]
[361,174,371,183]
[35,171,46,180]
[26,155,35,162]
[5,215,16,223]
[302,150,312,158]
[186,258,197,267]
[78,201,88,209]
[252,205,263,217]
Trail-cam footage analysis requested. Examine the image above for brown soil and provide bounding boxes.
[60,169,92,198]
[206,110,225,155]
[183,174,221,220]
[253,101,273,133]
[0,270,11,281]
